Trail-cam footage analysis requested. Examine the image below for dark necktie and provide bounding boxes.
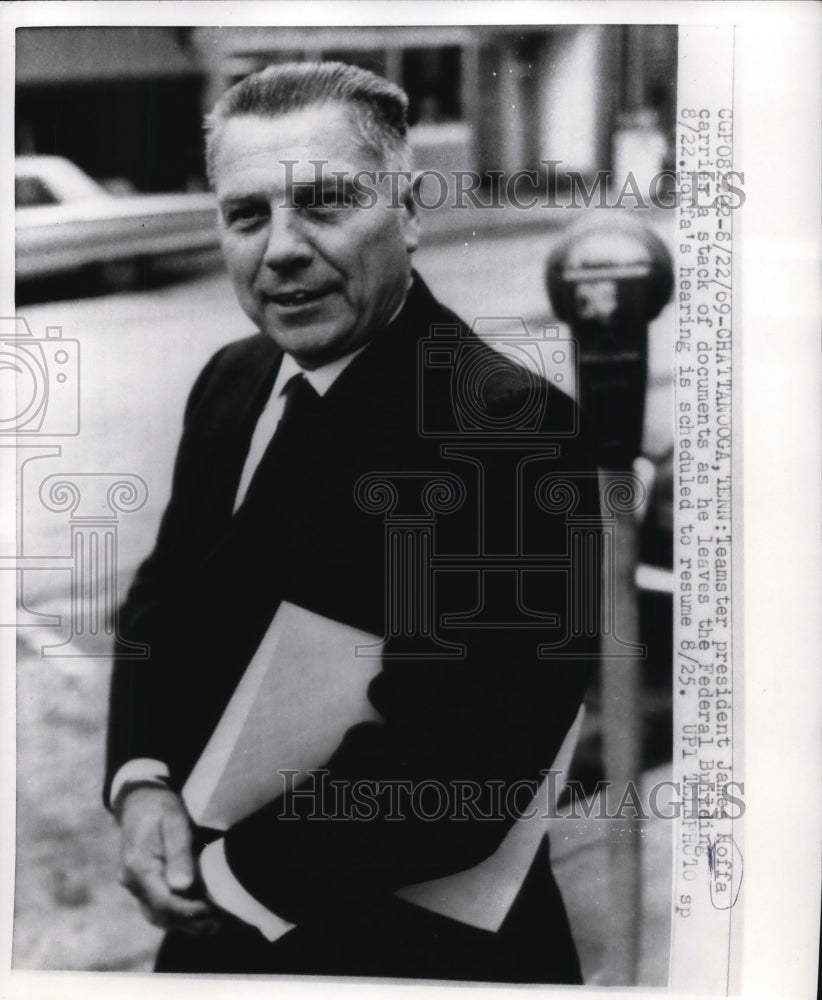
[276,372,319,438]
[235,372,319,516]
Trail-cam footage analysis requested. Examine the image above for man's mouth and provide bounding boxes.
[266,288,331,308]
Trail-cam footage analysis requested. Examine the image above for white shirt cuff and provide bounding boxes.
[109,758,171,810]
[200,839,295,943]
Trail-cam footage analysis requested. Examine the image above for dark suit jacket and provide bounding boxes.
[106,275,600,982]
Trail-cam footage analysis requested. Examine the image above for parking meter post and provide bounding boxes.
[546,216,673,984]
[600,481,642,985]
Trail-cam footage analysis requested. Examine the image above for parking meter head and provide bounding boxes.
[546,214,673,328]
[544,214,673,469]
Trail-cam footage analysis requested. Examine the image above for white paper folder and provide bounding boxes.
[182,601,381,831]
[182,600,584,931]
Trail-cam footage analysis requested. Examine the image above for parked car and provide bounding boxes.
[15,156,219,290]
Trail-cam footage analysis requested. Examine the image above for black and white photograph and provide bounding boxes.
[1,3,819,998]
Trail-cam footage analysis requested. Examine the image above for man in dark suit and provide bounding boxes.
[106,61,600,983]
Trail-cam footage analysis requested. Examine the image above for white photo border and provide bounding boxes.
[0,3,819,999]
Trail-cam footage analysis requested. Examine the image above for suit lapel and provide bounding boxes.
[196,336,284,527]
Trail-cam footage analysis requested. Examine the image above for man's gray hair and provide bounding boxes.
[205,61,412,184]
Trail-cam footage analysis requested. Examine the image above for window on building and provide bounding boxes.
[401,47,462,124]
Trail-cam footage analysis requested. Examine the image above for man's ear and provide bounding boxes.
[401,173,421,254]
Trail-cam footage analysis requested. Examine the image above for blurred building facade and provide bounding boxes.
[16,28,206,191]
[16,24,676,192]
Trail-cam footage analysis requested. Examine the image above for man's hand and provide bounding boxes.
[117,785,224,935]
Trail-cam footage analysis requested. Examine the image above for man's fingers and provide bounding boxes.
[160,807,195,892]
[119,849,163,894]
[139,899,224,935]
[133,868,214,922]
[178,914,226,936]
[117,787,220,933]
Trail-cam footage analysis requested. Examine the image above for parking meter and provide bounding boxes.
[545,214,673,469]
[547,215,674,983]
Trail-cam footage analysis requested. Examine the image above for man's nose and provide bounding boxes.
[262,208,312,270]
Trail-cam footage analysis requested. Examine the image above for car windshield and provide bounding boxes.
[15,175,59,207]
[15,157,111,206]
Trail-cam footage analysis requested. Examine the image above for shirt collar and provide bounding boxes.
[272,345,368,400]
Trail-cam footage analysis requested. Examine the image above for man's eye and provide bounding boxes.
[226,205,268,229]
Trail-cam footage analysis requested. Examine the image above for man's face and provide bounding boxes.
[212,104,419,368]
